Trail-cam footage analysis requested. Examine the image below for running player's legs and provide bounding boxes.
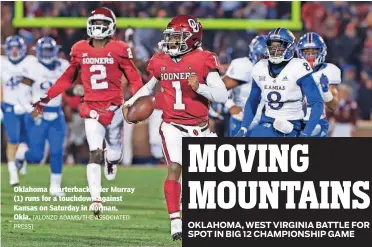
[47,114,67,194]
[159,122,183,239]
[103,109,123,180]
[105,109,124,163]
[85,118,106,203]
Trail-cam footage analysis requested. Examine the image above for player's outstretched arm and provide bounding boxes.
[47,61,78,100]
[298,74,324,137]
[33,61,78,115]
[191,71,228,103]
[237,80,261,136]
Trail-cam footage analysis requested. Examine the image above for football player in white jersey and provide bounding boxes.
[297,32,340,137]
[1,35,37,185]
[236,28,324,137]
[223,35,267,136]
[16,37,69,195]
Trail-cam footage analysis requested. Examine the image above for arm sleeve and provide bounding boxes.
[241,79,261,129]
[119,57,143,94]
[297,74,324,136]
[119,44,143,94]
[47,54,79,99]
[197,71,228,103]
[123,76,158,106]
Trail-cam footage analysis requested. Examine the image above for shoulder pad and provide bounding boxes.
[323,63,341,85]
[70,40,88,56]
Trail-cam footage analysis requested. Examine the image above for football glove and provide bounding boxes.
[33,94,51,115]
[319,73,330,93]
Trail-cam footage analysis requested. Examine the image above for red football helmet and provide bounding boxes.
[163,15,203,57]
[87,7,116,40]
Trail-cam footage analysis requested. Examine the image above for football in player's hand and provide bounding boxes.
[127,96,155,123]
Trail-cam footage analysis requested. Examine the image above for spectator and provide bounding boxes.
[357,74,372,120]
[301,2,327,34]
[243,2,267,19]
[342,65,359,101]
[338,22,365,69]
[329,84,358,137]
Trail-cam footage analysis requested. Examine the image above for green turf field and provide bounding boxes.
[1,165,182,247]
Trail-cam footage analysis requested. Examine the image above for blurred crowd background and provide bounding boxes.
[1,1,372,165]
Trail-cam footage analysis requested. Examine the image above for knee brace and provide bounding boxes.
[89,149,103,164]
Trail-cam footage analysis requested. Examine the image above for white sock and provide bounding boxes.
[170,212,181,219]
[15,143,28,160]
[87,163,101,202]
[8,161,19,184]
[50,173,62,189]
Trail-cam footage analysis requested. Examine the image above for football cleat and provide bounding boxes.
[171,218,182,241]
[104,150,117,181]
[16,159,28,176]
[8,164,19,186]
[89,201,103,218]
[10,177,20,187]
